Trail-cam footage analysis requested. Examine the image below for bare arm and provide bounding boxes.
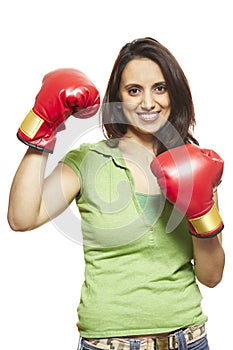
[192,190,225,288]
[8,147,80,231]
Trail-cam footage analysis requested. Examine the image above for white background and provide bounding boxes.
[1,0,232,349]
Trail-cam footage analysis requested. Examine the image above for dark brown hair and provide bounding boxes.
[101,37,199,154]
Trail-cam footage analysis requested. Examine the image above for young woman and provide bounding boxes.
[8,37,225,350]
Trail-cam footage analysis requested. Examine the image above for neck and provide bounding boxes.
[122,127,157,154]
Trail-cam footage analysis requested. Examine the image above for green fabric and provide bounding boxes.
[61,140,207,338]
[135,192,161,225]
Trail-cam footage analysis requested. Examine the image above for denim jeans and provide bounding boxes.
[175,330,209,349]
[78,334,209,350]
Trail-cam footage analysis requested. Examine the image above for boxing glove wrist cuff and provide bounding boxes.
[19,110,44,139]
[189,203,223,236]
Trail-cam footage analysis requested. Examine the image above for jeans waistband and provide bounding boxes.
[82,323,206,350]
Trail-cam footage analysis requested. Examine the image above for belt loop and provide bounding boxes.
[174,330,187,350]
[156,337,169,350]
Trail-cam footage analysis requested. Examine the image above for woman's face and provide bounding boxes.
[119,58,171,138]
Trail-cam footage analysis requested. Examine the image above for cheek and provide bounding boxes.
[120,92,135,107]
[121,98,138,115]
[159,94,171,109]
[119,90,128,103]
[121,105,134,122]
[160,96,171,120]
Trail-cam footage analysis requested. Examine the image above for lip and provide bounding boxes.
[137,112,160,122]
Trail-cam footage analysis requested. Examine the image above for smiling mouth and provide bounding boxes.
[138,112,160,122]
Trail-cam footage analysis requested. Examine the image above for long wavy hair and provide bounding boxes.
[100,37,199,154]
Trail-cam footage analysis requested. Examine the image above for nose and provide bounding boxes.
[141,91,156,110]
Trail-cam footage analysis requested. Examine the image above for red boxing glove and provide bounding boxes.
[150,144,224,238]
[17,68,100,153]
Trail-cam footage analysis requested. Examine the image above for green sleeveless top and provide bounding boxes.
[61,140,207,338]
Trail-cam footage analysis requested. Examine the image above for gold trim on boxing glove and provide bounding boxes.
[19,110,44,138]
[189,203,222,235]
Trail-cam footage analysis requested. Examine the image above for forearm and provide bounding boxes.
[193,234,225,288]
[8,69,96,231]
[8,147,49,231]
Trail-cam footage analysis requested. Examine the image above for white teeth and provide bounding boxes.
[139,112,160,121]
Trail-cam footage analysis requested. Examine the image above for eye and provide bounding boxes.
[154,83,167,95]
[127,87,141,96]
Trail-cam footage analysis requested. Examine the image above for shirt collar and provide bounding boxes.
[89,140,126,168]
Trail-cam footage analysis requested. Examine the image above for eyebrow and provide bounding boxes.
[124,81,166,88]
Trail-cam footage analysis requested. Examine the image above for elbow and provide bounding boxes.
[8,220,31,232]
[7,213,33,232]
[203,279,221,289]
[199,273,224,288]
